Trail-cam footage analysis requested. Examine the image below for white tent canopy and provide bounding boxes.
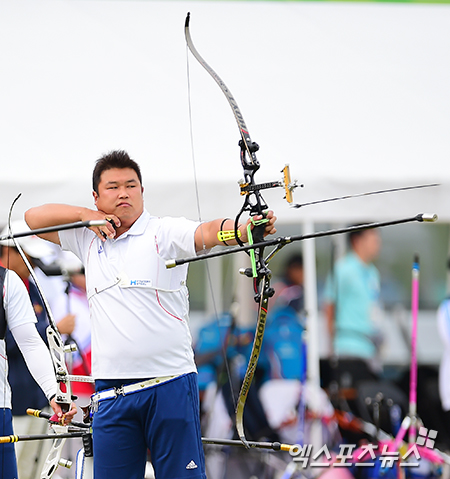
[0,0,449,224]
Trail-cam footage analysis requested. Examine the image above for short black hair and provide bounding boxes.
[92,150,142,194]
[347,224,374,246]
[284,253,303,270]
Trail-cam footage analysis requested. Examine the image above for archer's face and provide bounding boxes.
[93,168,144,224]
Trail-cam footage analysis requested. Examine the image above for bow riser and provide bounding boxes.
[47,328,73,408]
[40,425,71,479]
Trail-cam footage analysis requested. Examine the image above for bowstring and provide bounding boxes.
[185,44,237,410]
[2,209,11,478]
[2,195,20,476]
[6,196,66,478]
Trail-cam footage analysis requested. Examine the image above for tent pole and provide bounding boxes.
[302,220,322,450]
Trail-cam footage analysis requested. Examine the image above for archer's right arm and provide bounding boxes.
[25,204,117,244]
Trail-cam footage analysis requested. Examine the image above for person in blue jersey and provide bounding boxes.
[270,253,305,315]
[25,150,277,479]
[260,253,306,383]
[323,227,383,388]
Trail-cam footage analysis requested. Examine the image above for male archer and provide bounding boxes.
[25,149,277,479]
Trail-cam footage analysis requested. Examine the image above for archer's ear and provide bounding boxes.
[93,190,99,206]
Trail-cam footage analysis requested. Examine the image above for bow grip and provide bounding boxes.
[251,213,268,244]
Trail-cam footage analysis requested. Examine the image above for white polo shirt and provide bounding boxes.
[1,269,56,407]
[59,209,200,380]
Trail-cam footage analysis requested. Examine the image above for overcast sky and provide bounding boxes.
[1,0,449,222]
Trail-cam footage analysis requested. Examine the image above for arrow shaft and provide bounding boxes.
[201,437,293,452]
[166,214,436,268]
[0,432,85,444]
[294,183,439,208]
[0,220,106,242]
[27,408,90,429]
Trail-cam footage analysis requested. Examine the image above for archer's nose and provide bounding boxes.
[118,187,129,198]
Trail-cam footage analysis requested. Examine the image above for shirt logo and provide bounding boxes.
[98,244,104,254]
[129,279,152,287]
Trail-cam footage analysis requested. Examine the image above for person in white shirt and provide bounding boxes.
[25,149,277,479]
[0,264,75,479]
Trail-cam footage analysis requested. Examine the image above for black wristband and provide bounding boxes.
[220,218,230,246]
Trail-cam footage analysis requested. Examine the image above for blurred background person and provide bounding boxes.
[51,252,92,477]
[260,252,307,386]
[323,227,383,390]
[270,253,304,315]
[437,258,450,451]
[52,253,92,399]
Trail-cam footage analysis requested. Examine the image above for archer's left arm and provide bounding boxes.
[194,211,277,252]
[10,322,77,422]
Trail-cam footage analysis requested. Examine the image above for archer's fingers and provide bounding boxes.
[265,210,276,222]
[264,225,277,236]
[96,214,121,241]
[251,210,276,221]
[55,404,77,425]
[105,215,121,229]
[63,403,78,424]
[50,399,76,424]
[263,211,277,236]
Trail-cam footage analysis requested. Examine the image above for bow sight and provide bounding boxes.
[239,164,300,206]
